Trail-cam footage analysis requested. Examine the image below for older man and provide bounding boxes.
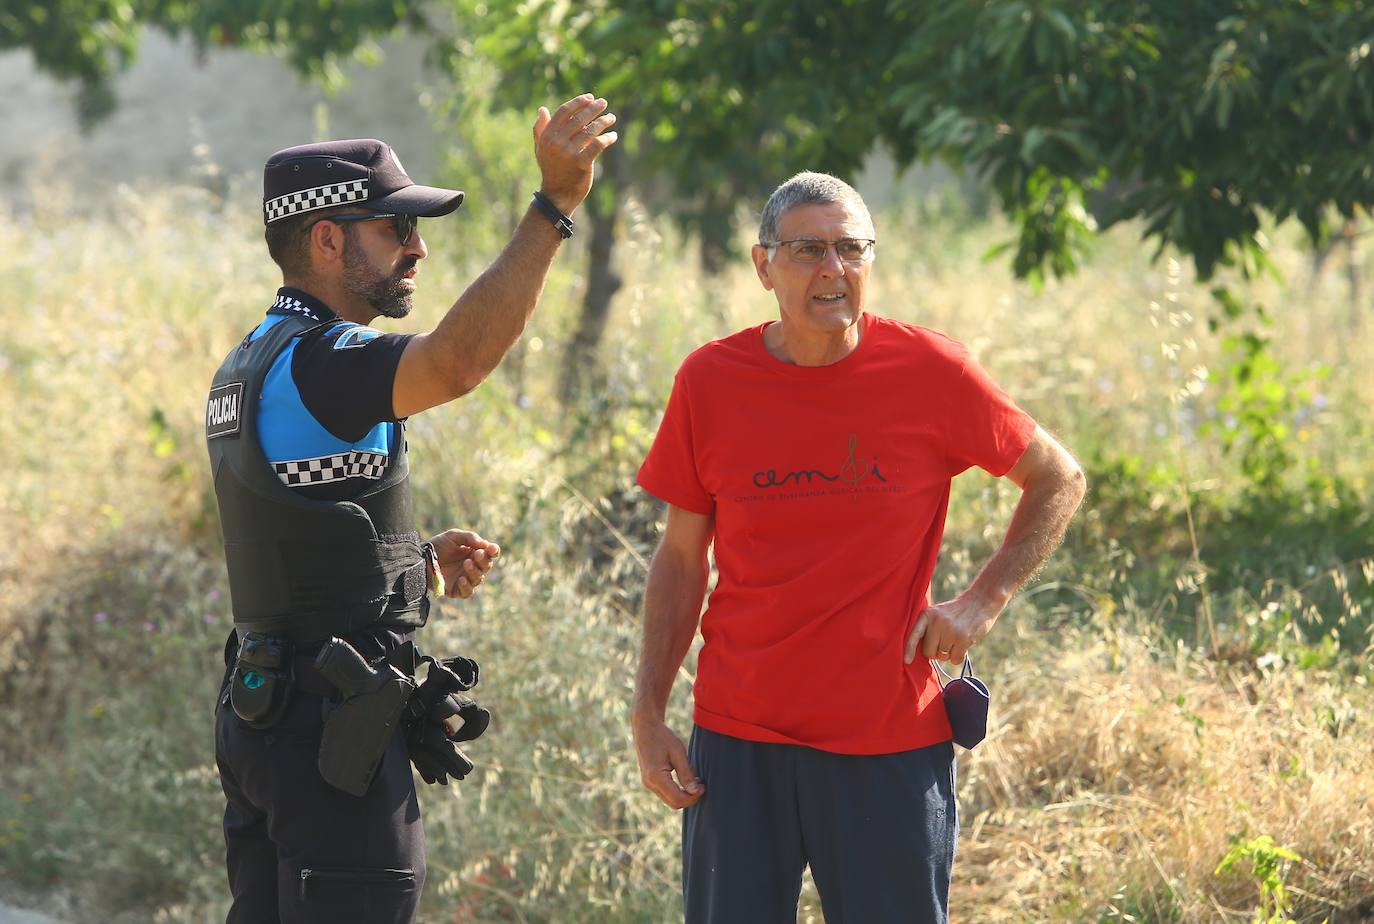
[632,171,1085,923]
[208,95,616,924]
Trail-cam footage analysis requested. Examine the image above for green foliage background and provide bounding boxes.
[12,2,1374,279]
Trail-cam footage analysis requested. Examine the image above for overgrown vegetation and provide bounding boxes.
[0,183,1370,923]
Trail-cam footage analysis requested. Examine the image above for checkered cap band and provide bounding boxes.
[273,450,389,486]
[264,178,369,224]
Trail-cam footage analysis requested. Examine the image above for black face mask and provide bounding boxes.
[935,657,990,749]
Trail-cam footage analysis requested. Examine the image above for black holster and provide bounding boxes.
[313,637,416,797]
[308,637,491,795]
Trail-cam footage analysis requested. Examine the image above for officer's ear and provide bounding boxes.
[307,218,349,268]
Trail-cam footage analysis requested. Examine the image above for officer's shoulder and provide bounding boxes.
[306,320,389,352]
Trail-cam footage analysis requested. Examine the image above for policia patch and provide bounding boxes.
[206,381,245,439]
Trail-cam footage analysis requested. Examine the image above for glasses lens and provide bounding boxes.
[392,213,416,246]
[788,241,828,263]
[782,240,874,263]
[836,239,873,262]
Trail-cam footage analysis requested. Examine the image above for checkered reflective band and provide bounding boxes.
[273,450,389,486]
[272,294,323,321]
[264,178,369,223]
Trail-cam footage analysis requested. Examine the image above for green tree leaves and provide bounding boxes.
[887,1,1374,281]
[2,0,422,127]
[12,0,1374,287]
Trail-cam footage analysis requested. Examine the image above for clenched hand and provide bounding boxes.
[427,528,500,599]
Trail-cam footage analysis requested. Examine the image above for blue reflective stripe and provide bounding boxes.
[256,327,393,464]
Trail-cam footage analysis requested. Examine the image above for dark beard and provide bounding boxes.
[342,228,416,319]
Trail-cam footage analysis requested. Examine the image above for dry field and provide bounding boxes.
[0,183,1370,923]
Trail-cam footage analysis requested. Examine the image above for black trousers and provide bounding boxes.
[214,680,426,924]
[683,727,958,924]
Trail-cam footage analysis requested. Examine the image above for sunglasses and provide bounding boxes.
[303,212,418,247]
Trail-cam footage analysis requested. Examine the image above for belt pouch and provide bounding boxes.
[230,632,295,729]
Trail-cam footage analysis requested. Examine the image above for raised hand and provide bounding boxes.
[531,94,619,215]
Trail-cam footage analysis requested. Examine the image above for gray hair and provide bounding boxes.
[757,171,873,245]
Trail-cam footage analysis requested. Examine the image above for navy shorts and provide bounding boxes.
[683,726,958,924]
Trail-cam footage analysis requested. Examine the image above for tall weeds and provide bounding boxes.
[0,184,1370,923]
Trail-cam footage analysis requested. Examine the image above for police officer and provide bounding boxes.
[206,94,618,924]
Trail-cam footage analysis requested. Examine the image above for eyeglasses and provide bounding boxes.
[763,238,876,264]
[302,212,418,247]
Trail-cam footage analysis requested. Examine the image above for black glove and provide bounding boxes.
[403,652,489,785]
[443,695,490,742]
[406,719,475,785]
[436,655,479,690]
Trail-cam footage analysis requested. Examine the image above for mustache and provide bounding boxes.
[394,258,418,277]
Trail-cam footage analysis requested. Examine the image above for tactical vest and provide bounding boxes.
[205,312,429,642]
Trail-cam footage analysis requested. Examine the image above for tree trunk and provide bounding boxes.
[697,183,744,328]
[699,211,733,276]
[699,219,735,329]
[559,144,627,405]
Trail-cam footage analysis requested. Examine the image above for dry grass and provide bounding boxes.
[955,625,1374,922]
[0,183,1371,923]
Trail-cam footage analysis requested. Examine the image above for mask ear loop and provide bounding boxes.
[932,656,975,687]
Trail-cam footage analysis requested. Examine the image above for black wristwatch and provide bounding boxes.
[531,190,574,239]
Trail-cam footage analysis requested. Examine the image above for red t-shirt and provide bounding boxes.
[637,313,1036,754]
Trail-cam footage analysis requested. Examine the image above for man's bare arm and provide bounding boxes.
[632,504,713,810]
[905,425,1087,664]
[392,95,618,418]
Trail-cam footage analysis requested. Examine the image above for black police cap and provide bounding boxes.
[262,139,464,226]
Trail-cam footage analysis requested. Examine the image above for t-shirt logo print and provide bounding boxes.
[753,433,887,490]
